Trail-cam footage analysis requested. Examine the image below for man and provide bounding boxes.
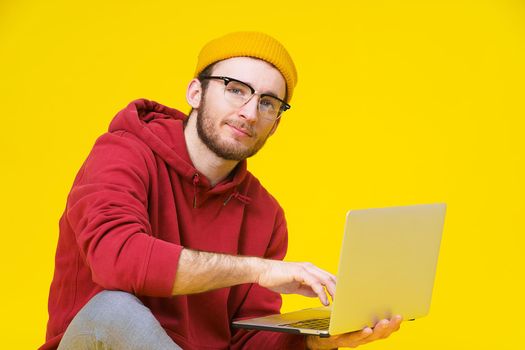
[41,32,402,350]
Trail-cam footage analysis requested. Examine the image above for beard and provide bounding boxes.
[196,97,272,161]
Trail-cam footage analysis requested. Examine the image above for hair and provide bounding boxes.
[197,63,218,91]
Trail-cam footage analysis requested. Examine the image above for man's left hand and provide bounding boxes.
[306,315,403,349]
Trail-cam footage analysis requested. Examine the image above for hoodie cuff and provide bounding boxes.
[142,238,183,297]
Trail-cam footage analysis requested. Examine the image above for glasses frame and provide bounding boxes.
[200,75,291,120]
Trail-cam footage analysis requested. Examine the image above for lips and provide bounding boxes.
[226,122,253,137]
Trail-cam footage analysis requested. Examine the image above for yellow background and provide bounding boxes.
[1,0,524,348]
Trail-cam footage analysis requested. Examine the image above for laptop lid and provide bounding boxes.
[329,203,446,335]
[232,203,446,337]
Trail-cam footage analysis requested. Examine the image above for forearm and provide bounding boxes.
[172,248,337,304]
[172,248,266,295]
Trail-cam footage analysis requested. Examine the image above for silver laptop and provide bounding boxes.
[232,203,446,337]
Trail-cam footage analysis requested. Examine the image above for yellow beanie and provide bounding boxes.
[195,31,298,102]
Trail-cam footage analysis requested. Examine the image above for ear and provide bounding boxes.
[186,78,203,108]
[269,118,281,135]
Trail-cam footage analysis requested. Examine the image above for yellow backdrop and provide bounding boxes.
[1,0,523,348]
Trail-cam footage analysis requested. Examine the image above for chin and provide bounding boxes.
[223,140,253,155]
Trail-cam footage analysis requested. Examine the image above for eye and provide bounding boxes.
[226,81,249,97]
[260,97,277,111]
[227,87,243,95]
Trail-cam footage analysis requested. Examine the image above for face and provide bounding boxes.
[192,57,287,161]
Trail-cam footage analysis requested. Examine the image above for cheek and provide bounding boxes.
[202,96,228,124]
[256,122,277,139]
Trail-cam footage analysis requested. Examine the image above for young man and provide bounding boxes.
[41,32,402,350]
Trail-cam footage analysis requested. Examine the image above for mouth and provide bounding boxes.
[226,122,253,137]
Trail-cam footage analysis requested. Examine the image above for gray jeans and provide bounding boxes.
[57,290,182,350]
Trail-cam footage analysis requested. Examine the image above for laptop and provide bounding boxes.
[232,203,446,337]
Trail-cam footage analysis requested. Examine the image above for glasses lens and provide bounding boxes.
[223,79,284,120]
[224,80,252,106]
[259,96,282,119]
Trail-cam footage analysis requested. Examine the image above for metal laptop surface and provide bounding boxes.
[232,203,446,337]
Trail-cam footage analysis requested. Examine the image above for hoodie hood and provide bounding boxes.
[108,98,249,204]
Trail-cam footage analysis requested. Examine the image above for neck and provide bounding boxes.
[184,113,239,187]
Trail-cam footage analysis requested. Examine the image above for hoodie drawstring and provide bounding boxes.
[193,178,251,208]
[223,190,252,206]
[192,173,199,208]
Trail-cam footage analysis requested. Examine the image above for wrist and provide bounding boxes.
[246,256,268,284]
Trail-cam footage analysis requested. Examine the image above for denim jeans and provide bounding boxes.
[57,290,182,350]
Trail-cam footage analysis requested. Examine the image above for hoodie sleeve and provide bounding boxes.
[230,207,307,350]
[66,131,182,297]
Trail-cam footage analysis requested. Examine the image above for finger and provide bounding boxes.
[310,282,329,306]
[337,327,373,347]
[335,317,401,348]
[366,318,400,341]
[294,284,318,298]
[304,265,337,301]
[354,320,387,343]
[308,275,335,303]
[294,265,328,304]
[311,265,337,284]
[313,269,337,301]
[301,275,329,305]
[376,319,394,339]
[382,316,403,335]
[356,327,373,340]
[323,269,337,285]
[391,315,403,332]
[326,280,336,302]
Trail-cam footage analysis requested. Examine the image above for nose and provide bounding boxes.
[238,94,259,123]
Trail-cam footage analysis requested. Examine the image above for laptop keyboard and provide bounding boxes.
[280,317,330,330]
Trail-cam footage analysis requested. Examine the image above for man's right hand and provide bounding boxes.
[257,260,337,306]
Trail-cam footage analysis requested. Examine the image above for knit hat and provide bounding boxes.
[194,31,298,102]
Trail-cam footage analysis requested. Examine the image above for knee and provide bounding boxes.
[60,291,161,349]
[84,290,145,325]
[91,290,141,309]
[69,291,141,331]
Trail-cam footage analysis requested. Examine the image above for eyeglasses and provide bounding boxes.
[200,76,291,121]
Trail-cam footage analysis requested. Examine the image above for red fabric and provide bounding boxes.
[40,99,306,350]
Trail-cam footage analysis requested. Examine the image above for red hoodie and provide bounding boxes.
[41,99,306,349]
